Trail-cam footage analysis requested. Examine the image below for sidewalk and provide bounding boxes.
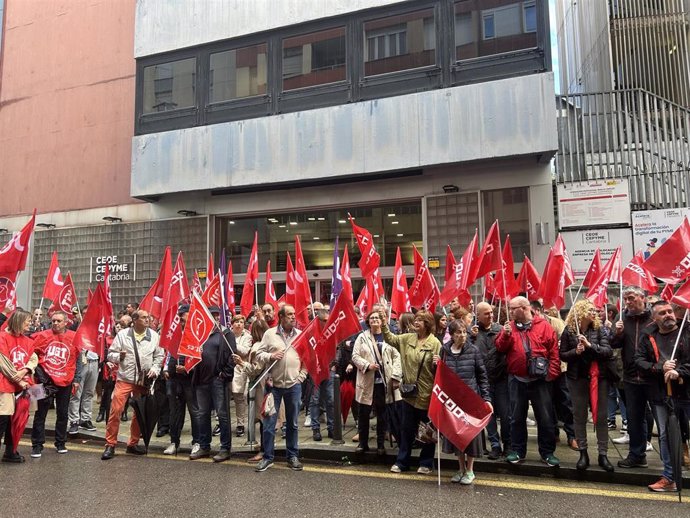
[26,408,689,488]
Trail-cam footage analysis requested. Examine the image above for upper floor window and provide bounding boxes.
[282,27,346,90]
[364,8,436,76]
[524,1,537,33]
[209,43,268,103]
[142,57,196,113]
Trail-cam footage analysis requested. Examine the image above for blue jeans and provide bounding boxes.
[486,378,511,452]
[651,403,676,481]
[194,378,231,450]
[509,376,556,459]
[168,376,199,446]
[607,385,627,422]
[310,371,334,432]
[395,401,435,470]
[623,382,650,460]
[262,383,301,462]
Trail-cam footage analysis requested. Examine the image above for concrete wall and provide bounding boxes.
[131,72,558,198]
[135,0,412,57]
[0,0,138,217]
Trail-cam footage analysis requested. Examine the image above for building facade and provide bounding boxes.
[1,0,558,310]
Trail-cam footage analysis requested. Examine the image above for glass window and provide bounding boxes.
[209,43,267,103]
[364,8,435,76]
[454,1,538,61]
[482,187,530,260]
[217,202,423,278]
[282,27,346,90]
[142,58,196,113]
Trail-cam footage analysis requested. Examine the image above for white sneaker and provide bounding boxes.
[163,443,177,455]
[190,443,200,455]
[646,441,654,452]
[612,434,630,444]
[390,464,402,473]
[460,471,475,485]
[526,418,536,426]
[417,466,432,475]
[304,415,312,427]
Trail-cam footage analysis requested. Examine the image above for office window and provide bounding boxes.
[364,9,435,76]
[282,27,346,90]
[209,43,267,103]
[483,14,495,40]
[524,2,537,33]
[142,58,196,113]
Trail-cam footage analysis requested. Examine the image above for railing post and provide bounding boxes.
[331,374,345,445]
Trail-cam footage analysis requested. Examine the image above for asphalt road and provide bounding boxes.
[0,442,687,518]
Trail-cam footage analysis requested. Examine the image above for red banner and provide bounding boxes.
[180,293,216,368]
[226,260,236,315]
[47,272,76,317]
[516,256,541,301]
[582,248,602,288]
[73,284,109,359]
[408,246,440,311]
[349,215,380,279]
[201,273,222,308]
[42,251,64,301]
[621,250,658,293]
[240,232,259,318]
[293,236,312,328]
[473,220,502,280]
[0,210,35,275]
[586,246,621,307]
[315,293,361,385]
[139,247,172,320]
[264,260,278,310]
[391,247,411,317]
[339,244,353,304]
[440,231,478,306]
[167,251,190,313]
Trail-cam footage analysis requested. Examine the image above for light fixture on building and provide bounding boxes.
[279,224,286,228]
[36,223,56,229]
[443,184,459,193]
[313,236,320,240]
[177,210,198,217]
[268,218,278,223]
[308,217,316,221]
[397,233,404,237]
[102,216,122,223]
[391,221,399,225]
[0,228,8,233]
[289,221,298,226]
[338,219,346,224]
[229,220,235,225]
[317,217,325,221]
[373,234,379,238]
[387,213,396,217]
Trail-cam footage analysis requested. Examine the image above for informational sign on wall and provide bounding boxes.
[90,255,137,283]
[561,228,634,279]
[557,180,631,228]
[631,208,690,259]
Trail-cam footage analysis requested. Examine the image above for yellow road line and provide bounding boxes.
[22,441,685,504]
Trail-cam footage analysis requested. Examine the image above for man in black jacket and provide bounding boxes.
[611,286,653,468]
[634,300,690,492]
[190,307,236,462]
[472,302,510,459]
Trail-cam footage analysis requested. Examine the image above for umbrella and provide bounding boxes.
[130,383,166,452]
[385,400,403,447]
[589,362,599,425]
[665,384,683,502]
[340,380,355,425]
[10,391,31,453]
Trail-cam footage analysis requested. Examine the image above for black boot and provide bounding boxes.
[96,409,106,423]
[598,454,614,472]
[576,450,589,471]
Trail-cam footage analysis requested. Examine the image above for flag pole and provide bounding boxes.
[437,432,441,487]
[248,344,295,393]
[670,308,688,361]
[39,297,44,311]
[618,274,624,322]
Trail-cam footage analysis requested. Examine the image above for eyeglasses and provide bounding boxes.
[51,320,64,323]
[508,306,526,311]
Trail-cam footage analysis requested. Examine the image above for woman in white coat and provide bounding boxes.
[352,311,402,456]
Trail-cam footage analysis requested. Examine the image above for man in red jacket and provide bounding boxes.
[29,310,81,458]
[495,296,560,467]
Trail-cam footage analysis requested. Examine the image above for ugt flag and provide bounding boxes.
[428,360,493,452]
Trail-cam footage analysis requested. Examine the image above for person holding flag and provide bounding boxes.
[559,300,615,472]
[441,319,492,484]
[230,314,252,438]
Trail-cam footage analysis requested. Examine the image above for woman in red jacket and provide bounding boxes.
[0,309,35,463]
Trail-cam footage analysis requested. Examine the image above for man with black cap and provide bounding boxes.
[189,306,236,462]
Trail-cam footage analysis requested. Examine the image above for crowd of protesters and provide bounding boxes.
[1,285,689,493]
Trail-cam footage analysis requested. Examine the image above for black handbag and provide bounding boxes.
[520,332,548,379]
[400,351,428,399]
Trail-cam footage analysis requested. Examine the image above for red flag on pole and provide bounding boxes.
[73,284,109,359]
[391,247,411,317]
[440,231,478,306]
[428,360,493,452]
[239,232,259,318]
[167,251,190,313]
[516,256,541,301]
[473,221,502,280]
[582,248,602,288]
[671,282,690,308]
[226,260,236,315]
[179,292,216,368]
[201,273,222,308]
[494,234,520,301]
[285,253,296,308]
[192,270,202,295]
[314,293,361,385]
[42,251,64,301]
[0,210,35,274]
[355,282,369,315]
[159,303,184,357]
[339,244,353,304]
[408,246,439,311]
[206,253,215,289]
[292,318,322,383]
[660,283,675,302]
[622,250,658,293]
[139,247,172,320]
[444,245,456,283]
[643,217,690,284]
[293,236,312,328]
[47,272,77,317]
[349,215,381,279]
[537,237,568,310]
[86,287,94,306]
[586,246,621,307]
[264,260,278,310]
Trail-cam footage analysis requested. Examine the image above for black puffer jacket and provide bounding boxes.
[560,326,613,380]
[610,308,652,384]
[191,329,236,386]
[441,341,491,403]
[472,322,506,384]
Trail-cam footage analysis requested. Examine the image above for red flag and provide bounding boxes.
[47,272,77,317]
[314,293,361,385]
[473,221,502,280]
[671,282,690,308]
[206,253,215,289]
[582,248,602,288]
[440,231,478,306]
[391,247,411,317]
[484,273,497,301]
[86,287,94,306]
[159,302,184,357]
[660,283,675,302]
[408,246,439,311]
[285,253,296,308]
[264,260,278,310]
[516,256,541,301]
[349,215,380,279]
[179,292,216,368]
[428,360,492,452]
[622,251,658,293]
[42,251,64,301]
[139,247,172,320]
[494,235,520,300]
[292,318,322,383]
[444,245,456,283]
[167,251,190,313]
[191,270,202,295]
[0,210,35,274]
[339,244,353,303]
[538,237,568,310]
[293,236,312,328]
[643,217,690,284]
[563,245,575,289]
[239,232,259,318]
[103,264,114,323]
[355,281,368,315]
[226,260,236,315]
[201,273,222,308]
[73,284,109,358]
[586,246,621,307]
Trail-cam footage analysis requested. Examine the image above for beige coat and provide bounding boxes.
[256,326,307,389]
[352,331,403,406]
[0,351,38,416]
[231,330,253,393]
